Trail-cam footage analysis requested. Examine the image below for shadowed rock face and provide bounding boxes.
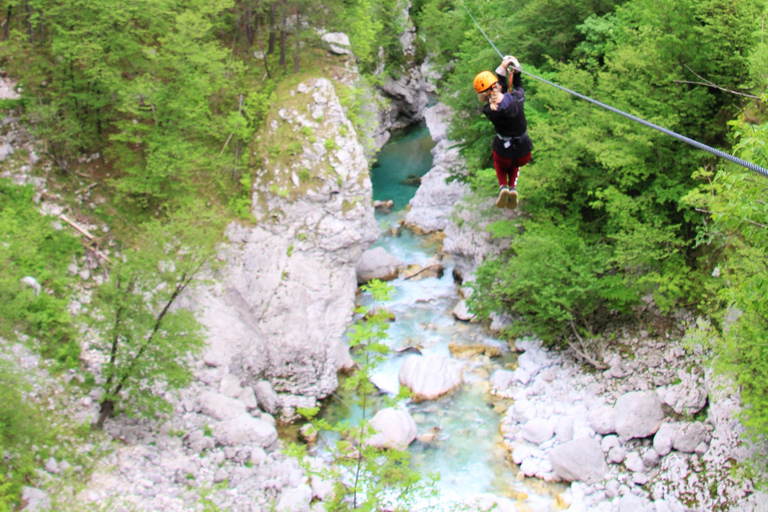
[189,78,378,414]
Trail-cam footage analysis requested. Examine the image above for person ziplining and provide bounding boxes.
[475,55,533,210]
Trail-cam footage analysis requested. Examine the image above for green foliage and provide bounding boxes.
[91,205,224,427]
[0,364,45,511]
[289,279,439,510]
[683,110,768,449]
[470,220,637,344]
[0,179,81,365]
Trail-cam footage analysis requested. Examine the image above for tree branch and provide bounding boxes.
[568,321,608,370]
[676,65,762,100]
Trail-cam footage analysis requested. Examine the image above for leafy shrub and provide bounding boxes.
[470,220,638,345]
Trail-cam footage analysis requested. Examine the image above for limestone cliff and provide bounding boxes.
[189,77,378,415]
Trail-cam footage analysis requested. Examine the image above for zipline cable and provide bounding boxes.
[458,0,768,179]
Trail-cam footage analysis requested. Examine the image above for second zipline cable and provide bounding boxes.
[458,0,768,178]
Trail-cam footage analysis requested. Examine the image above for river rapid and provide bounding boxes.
[319,123,565,511]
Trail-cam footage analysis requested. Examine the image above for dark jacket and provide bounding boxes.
[482,70,533,160]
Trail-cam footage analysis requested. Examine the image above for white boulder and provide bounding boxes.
[548,437,607,484]
[614,391,665,440]
[399,354,462,401]
[321,32,351,55]
[214,414,278,448]
[366,407,417,451]
[198,391,247,420]
[356,247,404,284]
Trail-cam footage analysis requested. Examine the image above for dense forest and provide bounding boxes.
[0,0,767,508]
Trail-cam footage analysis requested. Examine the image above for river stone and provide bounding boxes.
[601,434,620,453]
[608,446,626,464]
[618,493,649,511]
[614,391,665,440]
[624,451,645,472]
[214,414,278,448]
[671,422,710,453]
[653,423,675,456]
[355,247,404,284]
[642,448,660,468]
[198,391,247,420]
[452,300,475,321]
[366,407,417,451]
[548,437,607,484]
[321,32,351,55]
[522,418,555,445]
[399,354,462,401]
[254,381,280,415]
[589,406,616,435]
[21,487,51,511]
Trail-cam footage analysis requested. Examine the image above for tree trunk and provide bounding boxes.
[3,5,11,41]
[245,4,254,48]
[279,0,286,73]
[294,7,300,73]
[96,399,114,429]
[268,2,276,54]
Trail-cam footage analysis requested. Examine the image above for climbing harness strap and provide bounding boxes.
[458,0,768,179]
[498,132,527,142]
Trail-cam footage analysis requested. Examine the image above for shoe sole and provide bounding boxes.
[496,189,510,208]
[506,190,518,210]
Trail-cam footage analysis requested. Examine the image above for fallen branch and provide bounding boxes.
[59,213,94,240]
[403,264,442,281]
[568,320,608,370]
[74,182,98,195]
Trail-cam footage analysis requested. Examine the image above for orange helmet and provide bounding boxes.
[473,71,498,93]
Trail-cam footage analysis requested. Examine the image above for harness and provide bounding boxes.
[498,131,527,148]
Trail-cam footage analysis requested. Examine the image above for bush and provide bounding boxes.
[470,220,638,345]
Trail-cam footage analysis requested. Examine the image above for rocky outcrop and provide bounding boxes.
[404,103,469,234]
[187,77,378,415]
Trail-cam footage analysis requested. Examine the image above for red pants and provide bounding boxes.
[493,151,531,188]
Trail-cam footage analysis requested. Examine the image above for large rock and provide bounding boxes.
[321,32,351,55]
[614,391,665,440]
[214,414,278,448]
[671,422,711,453]
[253,380,280,415]
[399,354,462,401]
[653,422,675,456]
[657,381,708,416]
[522,418,554,445]
[548,437,607,484]
[366,407,417,451]
[356,247,404,284]
[198,391,247,421]
[588,406,616,435]
[186,77,378,412]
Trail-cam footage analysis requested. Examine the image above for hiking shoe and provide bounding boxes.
[506,187,519,210]
[496,186,510,208]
